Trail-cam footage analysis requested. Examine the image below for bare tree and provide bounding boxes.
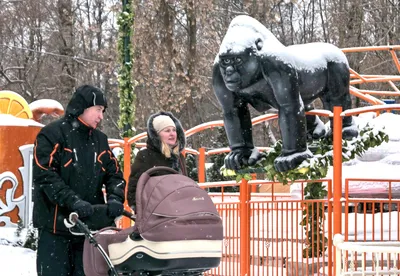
[0,0,397,141]
[57,0,76,96]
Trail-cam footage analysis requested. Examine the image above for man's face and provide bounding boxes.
[79,105,104,129]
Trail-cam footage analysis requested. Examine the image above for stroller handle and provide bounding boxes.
[66,212,92,236]
[67,213,119,276]
[68,210,135,225]
[146,166,179,176]
[69,212,79,224]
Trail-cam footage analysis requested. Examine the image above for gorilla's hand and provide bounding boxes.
[342,124,358,140]
[311,117,326,139]
[274,149,313,172]
[225,147,264,171]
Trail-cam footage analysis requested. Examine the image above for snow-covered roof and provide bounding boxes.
[0,114,43,127]
[29,99,64,112]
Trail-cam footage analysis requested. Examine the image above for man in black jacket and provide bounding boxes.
[33,85,126,276]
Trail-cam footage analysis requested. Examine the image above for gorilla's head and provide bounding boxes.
[216,15,283,91]
[218,48,261,91]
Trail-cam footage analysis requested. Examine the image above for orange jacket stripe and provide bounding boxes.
[49,144,60,167]
[97,150,107,164]
[34,140,48,171]
[64,159,73,167]
[53,205,58,233]
[108,150,119,173]
[77,117,90,127]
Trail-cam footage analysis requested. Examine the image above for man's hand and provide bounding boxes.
[70,199,94,218]
[107,198,124,218]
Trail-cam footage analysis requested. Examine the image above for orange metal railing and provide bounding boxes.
[198,178,334,276]
[342,45,400,106]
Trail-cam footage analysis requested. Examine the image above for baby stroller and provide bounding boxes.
[66,167,223,276]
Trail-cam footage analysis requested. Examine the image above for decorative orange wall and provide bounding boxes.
[0,125,41,225]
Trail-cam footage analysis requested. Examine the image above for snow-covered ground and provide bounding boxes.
[1,113,399,275]
[0,228,36,275]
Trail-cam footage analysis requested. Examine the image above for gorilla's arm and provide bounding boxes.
[212,64,262,170]
[212,64,254,150]
[263,60,312,171]
[239,78,274,112]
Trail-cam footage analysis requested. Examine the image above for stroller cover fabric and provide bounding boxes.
[108,166,223,274]
[134,166,222,241]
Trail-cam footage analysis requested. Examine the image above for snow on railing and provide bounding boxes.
[334,234,400,276]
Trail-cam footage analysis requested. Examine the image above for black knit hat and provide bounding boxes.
[65,85,107,118]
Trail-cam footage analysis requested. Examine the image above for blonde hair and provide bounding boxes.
[161,141,180,158]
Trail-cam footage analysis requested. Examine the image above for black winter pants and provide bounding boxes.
[36,230,86,276]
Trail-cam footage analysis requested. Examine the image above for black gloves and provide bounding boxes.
[70,199,94,218]
[107,197,124,218]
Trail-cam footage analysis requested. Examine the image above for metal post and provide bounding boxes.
[240,178,250,275]
[198,147,206,183]
[121,137,132,228]
[333,106,343,276]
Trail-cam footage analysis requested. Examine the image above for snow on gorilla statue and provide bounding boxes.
[212,15,358,172]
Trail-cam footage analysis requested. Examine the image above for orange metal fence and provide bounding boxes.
[201,177,400,275]
[339,179,400,273]
[200,179,334,276]
[343,179,400,243]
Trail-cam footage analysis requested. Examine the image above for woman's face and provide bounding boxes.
[158,126,177,146]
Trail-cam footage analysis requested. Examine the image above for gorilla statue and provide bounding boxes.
[212,15,358,172]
